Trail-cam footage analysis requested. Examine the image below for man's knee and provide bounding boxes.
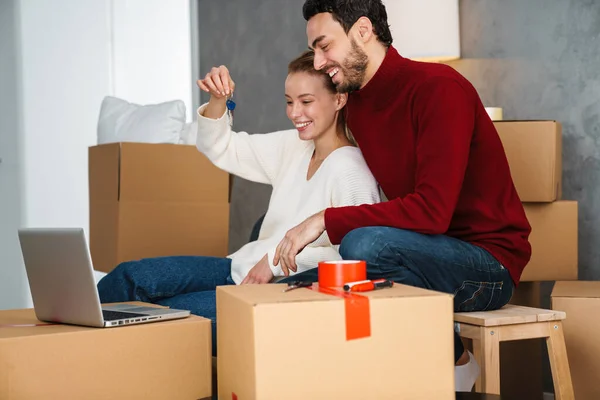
[339,227,389,263]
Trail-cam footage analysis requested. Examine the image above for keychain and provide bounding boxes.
[226,92,236,127]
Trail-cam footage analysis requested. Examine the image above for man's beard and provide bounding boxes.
[335,39,368,93]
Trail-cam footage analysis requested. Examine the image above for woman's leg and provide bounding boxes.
[97,256,232,304]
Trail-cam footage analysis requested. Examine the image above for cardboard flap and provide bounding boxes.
[552,281,600,299]
[89,143,120,202]
[218,283,448,306]
[0,308,85,339]
[119,143,230,203]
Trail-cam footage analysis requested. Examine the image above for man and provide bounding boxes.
[274,0,532,391]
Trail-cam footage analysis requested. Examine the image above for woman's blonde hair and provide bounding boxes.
[287,51,356,146]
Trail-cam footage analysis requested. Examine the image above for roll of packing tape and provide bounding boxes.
[485,107,503,121]
[318,260,367,287]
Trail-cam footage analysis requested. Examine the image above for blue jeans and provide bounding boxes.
[281,227,514,363]
[97,256,235,356]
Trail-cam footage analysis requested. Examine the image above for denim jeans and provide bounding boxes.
[97,256,235,356]
[281,227,514,363]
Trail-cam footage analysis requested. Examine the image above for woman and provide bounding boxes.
[97,51,380,351]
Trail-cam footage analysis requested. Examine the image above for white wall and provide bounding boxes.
[0,0,28,309]
[19,0,112,234]
[111,0,193,120]
[0,0,193,310]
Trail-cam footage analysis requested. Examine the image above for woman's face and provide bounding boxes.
[285,72,345,141]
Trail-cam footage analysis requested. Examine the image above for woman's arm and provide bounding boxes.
[196,66,294,185]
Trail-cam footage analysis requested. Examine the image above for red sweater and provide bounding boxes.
[324,46,532,285]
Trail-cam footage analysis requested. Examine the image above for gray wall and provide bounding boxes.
[447,0,600,281]
[0,0,27,309]
[198,0,307,253]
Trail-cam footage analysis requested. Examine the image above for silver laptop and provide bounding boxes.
[18,227,190,328]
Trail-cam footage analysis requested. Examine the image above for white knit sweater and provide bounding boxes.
[196,104,380,284]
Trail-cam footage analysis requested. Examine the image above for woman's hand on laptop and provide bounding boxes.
[241,254,274,284]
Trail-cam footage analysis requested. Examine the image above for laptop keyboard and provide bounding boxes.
[102,310,148,321]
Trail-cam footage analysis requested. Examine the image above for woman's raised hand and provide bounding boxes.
[197,65,235,99]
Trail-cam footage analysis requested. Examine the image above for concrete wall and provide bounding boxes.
[198,0,307,253]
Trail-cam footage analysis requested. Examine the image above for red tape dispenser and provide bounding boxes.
[314,260,371,340]
[317,260,367,287]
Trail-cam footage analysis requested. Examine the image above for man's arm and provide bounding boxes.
[326,77,475,244]
[274,77,476,266]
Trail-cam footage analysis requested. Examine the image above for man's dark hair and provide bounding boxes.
[302,0,393,47]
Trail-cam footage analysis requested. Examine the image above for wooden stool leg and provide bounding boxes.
[471,338,483,392]
[546,321,575,400]
[472,327,501,394]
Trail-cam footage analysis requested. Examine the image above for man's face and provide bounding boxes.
[307,13,368,93]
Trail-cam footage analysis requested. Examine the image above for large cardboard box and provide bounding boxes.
[217,283,455,399]
[0,305,212,399]
[495,121,562,202]
[521,201,578,281]
[552,281,600,400]
[89,142,231,272]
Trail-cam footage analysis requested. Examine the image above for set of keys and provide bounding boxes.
[226,93,236,127]
[283,280,313,292]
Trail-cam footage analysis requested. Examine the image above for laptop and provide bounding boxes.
[18,227,190,328]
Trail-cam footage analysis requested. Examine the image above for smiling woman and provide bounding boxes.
[285,50,356,149]
[96,50,381,356]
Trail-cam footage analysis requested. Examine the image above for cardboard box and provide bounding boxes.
[89,142,231,272]
[552,281,600,400]
[0,305,212,399]
[521,201,578,281]
[217,283,455,399]
[495,121,562,202]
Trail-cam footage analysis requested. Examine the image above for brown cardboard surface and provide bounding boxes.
[552,281,600,399]
[90,142,230,203]
[521,201,578,281]
[91,201,229,272]
[551,280,600,298]
[89,143,231,273]
[217,283,455,399]
[0,305,212,399]
[495,121,562,202]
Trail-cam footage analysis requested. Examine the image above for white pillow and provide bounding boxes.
[97,96,186,145]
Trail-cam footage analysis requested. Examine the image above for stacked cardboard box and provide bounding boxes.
[0,304,212,399]
[495,121,578,282]
[88,143,231,273]
[497,121,600,398]
[217,283,456,399]
[493,121,578,398]
[552,281,600,399]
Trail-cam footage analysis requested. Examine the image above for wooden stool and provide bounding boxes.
[454,304,574,399]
